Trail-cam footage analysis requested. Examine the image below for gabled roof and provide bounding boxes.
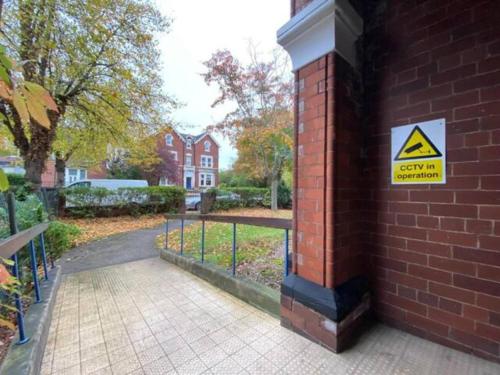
[167,130,220,147]
[194,132,220,147]
[180,133,206,142]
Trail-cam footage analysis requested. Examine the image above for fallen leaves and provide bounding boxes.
[63,215,166,246]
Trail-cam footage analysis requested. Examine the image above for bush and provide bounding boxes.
[210,183,291,211]
[0,194,48,238]
[211,198,242,211]
[278,180,292,208]
[61,186,186,218]
[5,174,33,200]
[6,173,25,187]
[222,187,268,207]
[44,221,81,260]
[0,195,76,274]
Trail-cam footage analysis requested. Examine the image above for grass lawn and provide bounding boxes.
[157,208,292,289]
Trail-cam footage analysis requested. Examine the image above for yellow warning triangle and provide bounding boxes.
[395,126,442,161]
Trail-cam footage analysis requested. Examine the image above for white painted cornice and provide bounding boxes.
[277,0,363,70]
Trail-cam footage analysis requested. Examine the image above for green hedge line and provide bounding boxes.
[62,186,185,217]
[209,184,291,211]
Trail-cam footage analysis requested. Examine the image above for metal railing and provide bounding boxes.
[0,193,52,345]
[165,214,292,277]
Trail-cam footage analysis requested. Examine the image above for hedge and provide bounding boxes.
[6,173,25,187]
[209,184,291,211]
[61,186,185,217]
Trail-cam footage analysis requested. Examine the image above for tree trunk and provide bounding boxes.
[19,110,61,191]
[271,176,279,211]
[24,157,45,191]
[55,156,66,187]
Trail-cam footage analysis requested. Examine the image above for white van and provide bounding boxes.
[66,179,148,190]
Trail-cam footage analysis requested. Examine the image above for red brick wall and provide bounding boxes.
[158,130,185,185]
[194,134,219,188]
[363,0,500,362]
[294,52,365,288]
[41,159,56,188]
[88,163,107,179]
[295,56,329,285]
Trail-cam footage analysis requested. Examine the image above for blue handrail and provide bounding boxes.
[1,193,52,345]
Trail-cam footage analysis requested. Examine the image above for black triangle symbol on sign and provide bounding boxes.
[395,126,442,161]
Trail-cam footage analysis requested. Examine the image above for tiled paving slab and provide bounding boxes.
[42,258,500,375]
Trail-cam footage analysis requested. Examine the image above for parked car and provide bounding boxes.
[185,194,201,211]
[66,179,148,190]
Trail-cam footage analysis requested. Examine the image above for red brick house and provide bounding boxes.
[159,130,219,190]
[277,0,500,364]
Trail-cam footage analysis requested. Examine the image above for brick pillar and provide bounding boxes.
[277,0,369,352]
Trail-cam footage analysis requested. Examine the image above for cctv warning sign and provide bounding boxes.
[391,119,446,185]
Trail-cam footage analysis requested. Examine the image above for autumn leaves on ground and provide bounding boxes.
[62,215,167,246]
[62,209,292,290]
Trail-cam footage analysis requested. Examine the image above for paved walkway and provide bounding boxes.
[58,220,188,274]
[41,258,500,375]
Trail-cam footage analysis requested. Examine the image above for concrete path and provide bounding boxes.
[58,227,163,275]
[42,258,500,375]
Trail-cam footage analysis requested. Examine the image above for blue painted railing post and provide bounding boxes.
[165,219,169,250]
[28,240,42,303]
[180,219,184,255]
[6,192,29,343]
[201,220,205,263]
[284,229,289,277]
[10,253,29,344]
[232,223,236,276]
[39,233,49,280]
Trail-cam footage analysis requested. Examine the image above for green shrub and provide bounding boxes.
[6,173,25,187]
[62,186,185,218]
[278,180,292,208]
[211,198,242,211]
[0,194,48,238]
[210,183,291,210]
[44,221,81,260]
[219,187,268,207]
[5,174,33,200]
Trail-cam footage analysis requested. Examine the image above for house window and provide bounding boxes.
[165,134,173,146]
[67,168,86,184]
[186,138,192,149]
[169,151,178,161]
[199,173,214,187]
[201,155,213,168]
[204,141,211,152]
[186,155,192,166]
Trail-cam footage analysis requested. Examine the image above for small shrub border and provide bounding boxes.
[209,184,291,211]
[61,186,186,218]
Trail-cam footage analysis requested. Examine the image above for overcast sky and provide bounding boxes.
[154,0,291,170]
